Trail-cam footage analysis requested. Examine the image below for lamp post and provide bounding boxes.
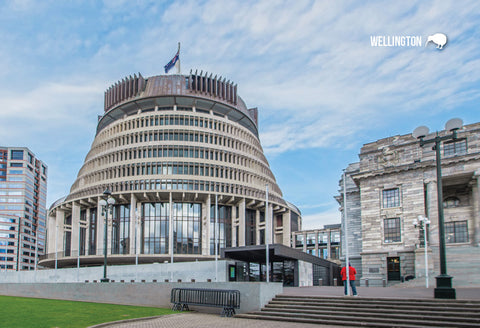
[412,118,463,299]
[413,215,430,288]
[99,188,115,282]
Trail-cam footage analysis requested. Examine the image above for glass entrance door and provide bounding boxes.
[387,257,401,281]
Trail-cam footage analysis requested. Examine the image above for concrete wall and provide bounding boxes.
[0,261,232,284]
[0,282,282,314]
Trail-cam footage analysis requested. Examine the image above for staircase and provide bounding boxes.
[235,295,480,327]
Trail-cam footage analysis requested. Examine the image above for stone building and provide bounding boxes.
[337,122,480,286]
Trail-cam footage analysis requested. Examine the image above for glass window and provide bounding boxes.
[444,140,467,157]
[383,188,400,208]
[445,221,468,243]
[210,204,231,254]
[10,150,24,160]
[384,218,401,243]
[443,196,460,208]
[330,231,340,243]
[306,233,315,246]
[318,232,328,245]
[295,234,304,247]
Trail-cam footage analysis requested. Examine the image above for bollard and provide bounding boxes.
[333,278,338,286]
[318,278,323,286]
[382,278,387,287]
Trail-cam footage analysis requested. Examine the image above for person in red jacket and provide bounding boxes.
[340,263,358,296]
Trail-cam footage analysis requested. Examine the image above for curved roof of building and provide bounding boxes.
[98,72,259,136]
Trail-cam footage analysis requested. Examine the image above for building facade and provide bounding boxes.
[41,72,301,269]
[0,147,48,271]
[291,224,341,262]
[337,122,480,286]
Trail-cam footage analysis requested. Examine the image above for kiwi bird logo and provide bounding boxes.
[425,33,447,49]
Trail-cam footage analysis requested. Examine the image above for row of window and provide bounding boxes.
[384,218,468,244]
[104,112,259,151]
[382,188,464,209]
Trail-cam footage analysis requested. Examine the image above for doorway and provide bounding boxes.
[387,257,401,281]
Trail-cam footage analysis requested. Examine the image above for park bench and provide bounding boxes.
[170,287,240,317]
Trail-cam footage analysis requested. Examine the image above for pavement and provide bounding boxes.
[89,286,480,328]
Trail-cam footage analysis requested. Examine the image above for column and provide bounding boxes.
[426,180,439,273]
[47,213,57,254]
[282,210,291,247]
[129,194,137,254]
[55,210,65,254]
[238,199,246,247]
[256,209,261,245]
[85,208,90,255]
[473,174,480,246]
[202,195,211,255]
[231,205,237,247]
[96,197,105,256]
[71,202,81,256]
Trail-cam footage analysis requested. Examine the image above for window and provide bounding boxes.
[383,188,400,208]
[445,221,468,243]
[443,196,460,208]
[384,218,401,243]
[10,150,24,160]
[444,140,467,157]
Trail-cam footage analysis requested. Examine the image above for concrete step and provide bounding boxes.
[262,306,480,324]
[235,313,429,328]
[236,295,480,328]
[242,310,477,328]
[265,303,480,319]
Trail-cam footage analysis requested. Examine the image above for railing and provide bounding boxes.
[171,288,240,317]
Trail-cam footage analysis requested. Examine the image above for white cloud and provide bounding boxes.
[301,207,341,230]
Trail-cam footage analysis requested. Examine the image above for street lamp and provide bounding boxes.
[99,188,115,282]
[412,118,463,299]
[413,215,431,288]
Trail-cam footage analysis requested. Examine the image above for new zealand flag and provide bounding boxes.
[164,51,179,73]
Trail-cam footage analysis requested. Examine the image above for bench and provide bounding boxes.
[170,288,240,317]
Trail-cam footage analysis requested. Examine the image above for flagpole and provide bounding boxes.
[177,42,181,74]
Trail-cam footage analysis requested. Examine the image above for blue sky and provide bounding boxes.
[0,0,479,229]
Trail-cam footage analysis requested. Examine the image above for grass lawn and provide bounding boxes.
[0,295,177,328]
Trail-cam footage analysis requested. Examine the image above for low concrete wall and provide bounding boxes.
[0,261,232,284]
[0,282,282,314]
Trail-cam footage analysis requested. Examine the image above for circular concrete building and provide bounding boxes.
[41,71,301,268]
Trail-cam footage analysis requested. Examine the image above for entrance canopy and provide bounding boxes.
[222,244,338,269]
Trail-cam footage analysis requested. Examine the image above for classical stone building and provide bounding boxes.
[337,122,480,286]
[40,72,302,275]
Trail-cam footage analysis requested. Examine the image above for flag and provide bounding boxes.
[164,49,179,74]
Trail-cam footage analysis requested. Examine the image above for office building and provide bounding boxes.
[0,147,47,271]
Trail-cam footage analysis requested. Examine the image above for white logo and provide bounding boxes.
[425,33,447,49]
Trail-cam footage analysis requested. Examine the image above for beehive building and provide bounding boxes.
[41,71,301,268]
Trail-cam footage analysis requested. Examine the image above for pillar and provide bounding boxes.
[129,194,137,254]
[97,197,105,256]
[238,199,246,247]
[71,202,81,256]
[202,194,211,255]
[473,174,480,246]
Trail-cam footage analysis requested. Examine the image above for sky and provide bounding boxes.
[0,0,479,229]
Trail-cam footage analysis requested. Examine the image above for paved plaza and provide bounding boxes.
[90,286,480,328]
